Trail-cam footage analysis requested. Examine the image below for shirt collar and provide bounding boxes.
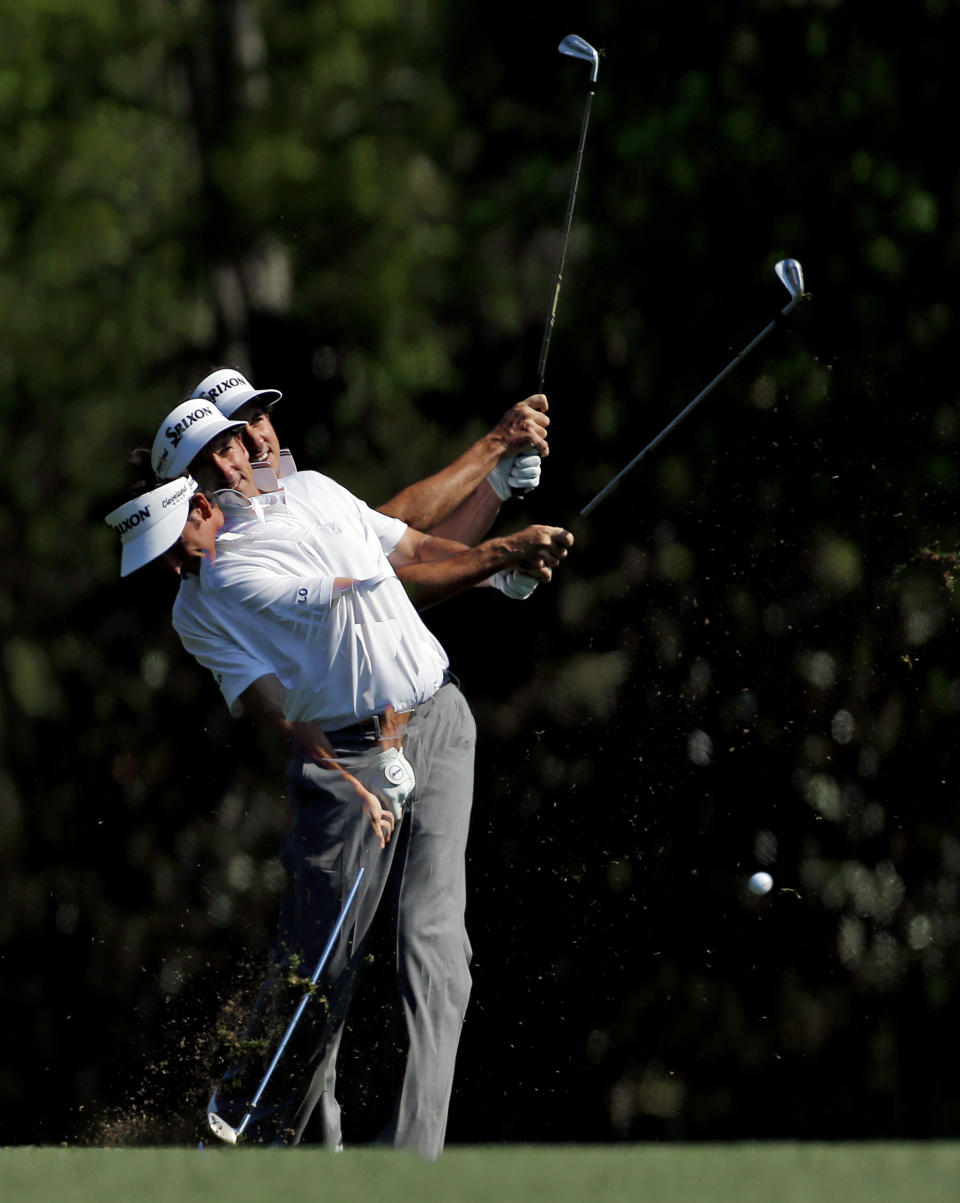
[214,481,288,533]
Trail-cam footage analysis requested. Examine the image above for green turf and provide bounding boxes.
[3,1143,960,1202]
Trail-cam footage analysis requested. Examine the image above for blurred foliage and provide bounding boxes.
[4,0,960,1146]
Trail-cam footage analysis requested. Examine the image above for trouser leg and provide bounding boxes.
[287,977,349,1147]
[273,739,403,1145]
[381,684,476,1160]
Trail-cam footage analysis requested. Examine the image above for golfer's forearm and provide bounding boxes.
[395,539,514,608]
[238,677,374,799]
[238,675,301,745]
[421,481,503,545]
[238,675,337,762]
[238,674,289,727]
[377,435,503,531]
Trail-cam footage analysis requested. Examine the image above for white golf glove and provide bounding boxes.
[374,747,415,820]
[490,569,540,600]
[487,452,542,501]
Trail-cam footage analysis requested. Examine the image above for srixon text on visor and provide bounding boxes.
[166,405,216,447]
[201,377,245,401]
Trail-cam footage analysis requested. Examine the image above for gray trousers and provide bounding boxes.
[278,681,476,1159]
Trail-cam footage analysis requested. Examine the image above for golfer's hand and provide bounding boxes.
[490,569,541,599]
[374,747,415,820]
[359,783,395,850]
[487,452,542,500]
[289,719,395,850]
[503,524,574,579]
[490,395,550,459]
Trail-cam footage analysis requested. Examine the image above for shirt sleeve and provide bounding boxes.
[310,472,408,555]
[172,590,275,713]
[203,554,338,622]
[359,503,407,556]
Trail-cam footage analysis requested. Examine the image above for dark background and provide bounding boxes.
[4,0,960,1144]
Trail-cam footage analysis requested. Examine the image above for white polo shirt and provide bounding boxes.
[172,577,276,712]
[175,471,449,730]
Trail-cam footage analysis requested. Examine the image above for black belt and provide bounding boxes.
[327,708,414,742]
[328,672,457,742]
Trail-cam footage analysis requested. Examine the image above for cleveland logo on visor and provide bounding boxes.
[162,479,193,507]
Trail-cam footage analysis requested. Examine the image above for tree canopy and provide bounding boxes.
[4,0,960,1144]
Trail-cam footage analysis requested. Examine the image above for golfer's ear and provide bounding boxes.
[193,491,214,519]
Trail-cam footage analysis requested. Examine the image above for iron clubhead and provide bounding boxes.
[559,34,599,82]
[207,1102,240,1145]
[775,258,805,299]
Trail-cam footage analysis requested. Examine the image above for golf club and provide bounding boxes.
[579,258,809,517]
[514,35,599,498]
[536,35,600,393]
[207,864,366,1144]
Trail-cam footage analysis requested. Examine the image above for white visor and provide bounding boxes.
[105,476,198,577]
[192,367,282,420]
[151,399,246,481]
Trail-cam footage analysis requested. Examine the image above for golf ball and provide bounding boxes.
[748,871,774,895]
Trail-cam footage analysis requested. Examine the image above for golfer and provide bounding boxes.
[109,404,572,1157]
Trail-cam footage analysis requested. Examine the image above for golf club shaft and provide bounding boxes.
[537,85,596,391]
[513,36,599,500]
[235,864,366,1138]
[579,295,800,518]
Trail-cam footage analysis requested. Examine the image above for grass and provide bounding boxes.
[3,1143,960,1203]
